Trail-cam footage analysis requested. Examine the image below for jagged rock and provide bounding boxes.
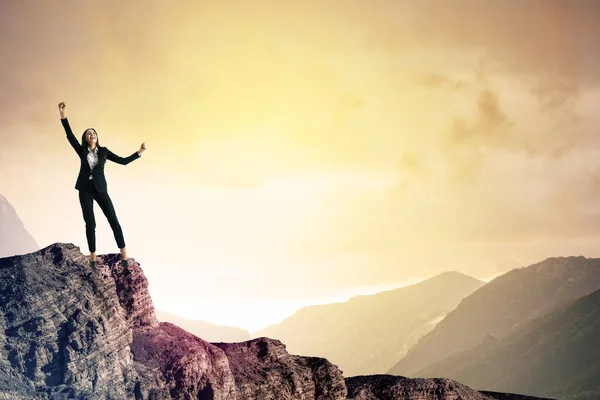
[345,375,555,400]
[214,337,347,399]
[0,244,138,399]
[0,243,347,399]
[130,321,237,400]
[481,391,556,400]
[346,375,491,399]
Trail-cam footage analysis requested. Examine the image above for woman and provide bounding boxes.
[58,101,146,270]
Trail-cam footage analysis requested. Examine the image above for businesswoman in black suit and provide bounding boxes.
[58,101,146,270]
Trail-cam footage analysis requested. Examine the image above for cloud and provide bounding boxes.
[531,77,580,113]
[398,152,427,176]
[448,89,513,146]
[402,0,600,83]
[3,0,600,290]
[414,73,467,91]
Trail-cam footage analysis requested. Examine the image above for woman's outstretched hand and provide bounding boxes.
[58,102,66,119]
[138,142,147,155]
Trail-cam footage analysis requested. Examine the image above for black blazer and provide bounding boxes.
[61,117,141,193]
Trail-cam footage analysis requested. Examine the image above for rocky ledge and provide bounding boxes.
[0,243,555,400]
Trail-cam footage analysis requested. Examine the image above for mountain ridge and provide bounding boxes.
[255,270,485,376]
[414,286,600,400]
[389,256,600,379]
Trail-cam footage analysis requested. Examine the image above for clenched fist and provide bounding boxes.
[58,102,66,118]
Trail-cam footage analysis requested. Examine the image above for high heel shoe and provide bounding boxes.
[89,260,97,271]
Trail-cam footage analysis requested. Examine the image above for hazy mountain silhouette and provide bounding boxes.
[155,309,251,342]
[389,256,600,379]
[0,193,38,258]
[415,286,600,400]
[255,271,485,376]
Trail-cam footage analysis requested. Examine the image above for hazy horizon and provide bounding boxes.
[2,0,600,332]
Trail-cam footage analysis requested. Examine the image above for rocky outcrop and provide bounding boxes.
[0,243,557,400]
[1,246,138,399]
[480,392,556,400]
[345,376,554,400]
[0,193,38,258]
[346,375,490,400]
[214,338,347,400]
[0,243,346,399]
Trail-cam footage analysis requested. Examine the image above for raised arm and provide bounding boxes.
[106,141,146,165]
[106,148,142,165]
[58,102,82,154]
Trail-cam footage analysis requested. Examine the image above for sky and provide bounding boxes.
[1,0,600,332]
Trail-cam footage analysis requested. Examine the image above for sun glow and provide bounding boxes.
[153,277,425,333]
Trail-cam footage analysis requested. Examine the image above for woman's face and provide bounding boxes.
[85,129,97,146]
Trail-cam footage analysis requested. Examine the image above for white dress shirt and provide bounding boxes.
[87,147,99,179]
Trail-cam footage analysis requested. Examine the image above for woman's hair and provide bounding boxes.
[80,128,101,149]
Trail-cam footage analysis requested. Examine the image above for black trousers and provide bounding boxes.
[78,178,126,253]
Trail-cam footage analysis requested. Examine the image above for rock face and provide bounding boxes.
[155,309,252,343]
[0,193,38,258]
[389,256,600,377]
[345,376,555,400]
[214,338,347,400]
[0,243,346,399]
[0,243,557,400]
[255,272,484,376]
[346,375,491,400]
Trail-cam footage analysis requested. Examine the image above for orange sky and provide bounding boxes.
[1,1,600,332]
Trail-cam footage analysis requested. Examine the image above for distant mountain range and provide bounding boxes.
[255,271,485,376]
[155,309,251,342]
[0,193,38,258]
[389,256,600,378]
[415,285,600,400]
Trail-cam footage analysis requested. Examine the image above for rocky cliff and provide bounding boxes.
[345,376,554,400]
[0,243,344,399]
[0,243,555,400]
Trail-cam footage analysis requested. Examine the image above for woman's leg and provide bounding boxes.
[95,191,127,260]
[120,247,128,261]
[78,187,96,260]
